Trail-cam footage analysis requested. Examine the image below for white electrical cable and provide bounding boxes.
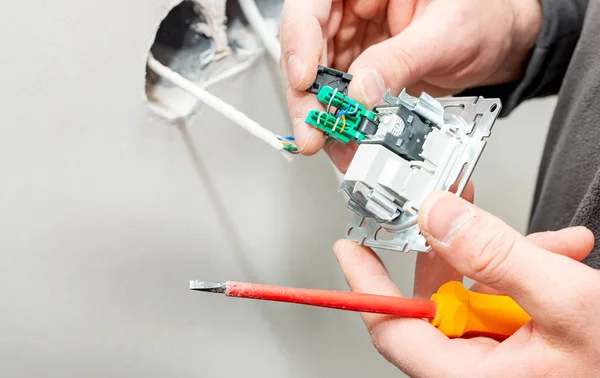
[147,54,290,159]
[234,1,344,185]
[202,52,262,89]
[234,2,345,183]
[237,0,281,62]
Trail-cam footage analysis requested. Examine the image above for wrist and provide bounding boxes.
[506,0,543,81]
[513,0,543,45]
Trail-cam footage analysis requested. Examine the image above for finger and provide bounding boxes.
[449,179,474,203]
[323,141,358,173]
[280,0,333,154]
[327,39,335,68]
[413,181,474,299]
[325,1,344,40]
[470,226,595,295]
[359,9,390,51]
[417,191,597,326]
[333,240,404,333]
[280,0,331,90]
[285,88,326,155]
[526,226,594,261]
[407,80,464,97]
[414,251,463,299]
[333,2,363,71]
[468,282,500,295]
[385,0,419,35]
[346,6,465,107]
[333,240,459,376]
[333,240,401,325]
[347,0,389,20]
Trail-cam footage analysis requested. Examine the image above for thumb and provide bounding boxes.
[346,8,458,107]
[413,180,475,299]
[417,191,597,327]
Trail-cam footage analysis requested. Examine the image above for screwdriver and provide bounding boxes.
[190,279,531,340]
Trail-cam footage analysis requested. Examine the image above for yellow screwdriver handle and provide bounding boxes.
[429,281,531,339]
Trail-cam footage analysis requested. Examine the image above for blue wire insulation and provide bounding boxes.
[336,101,358,118]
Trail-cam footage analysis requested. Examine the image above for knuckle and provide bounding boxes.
[280,15,321,51]
[279,17,303,51]
[280,15,301,32]
[451,5,473,28]
[469,226,516,284]
[567,276,600,315]
[284,88,299,116]
[368,320,386,344]
[388,44,418,85]
[368,320,395,358]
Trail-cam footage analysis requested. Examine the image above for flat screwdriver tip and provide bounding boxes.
[189,280,227,293]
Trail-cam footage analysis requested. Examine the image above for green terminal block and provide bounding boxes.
[305,86,376,144]
[305,111,365,144]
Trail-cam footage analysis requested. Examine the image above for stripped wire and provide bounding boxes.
[278,135,299,153]
[283,145,299,154]
[336,101,359,118]
[339,115,347,133]
[332,115,347,133]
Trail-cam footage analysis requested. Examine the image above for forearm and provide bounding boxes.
[461,0,589,117]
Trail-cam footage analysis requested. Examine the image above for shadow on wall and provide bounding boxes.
[173,105,381,376]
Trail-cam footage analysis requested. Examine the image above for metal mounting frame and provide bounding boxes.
[343,94,502,253]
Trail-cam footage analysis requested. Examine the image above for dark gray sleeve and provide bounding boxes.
[459,0,589,117]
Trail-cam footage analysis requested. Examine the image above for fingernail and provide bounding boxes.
[355,67,385,106]
[286,53,305,89]
[424,194,474,243]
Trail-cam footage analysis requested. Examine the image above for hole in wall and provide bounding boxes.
[145,0,283,120]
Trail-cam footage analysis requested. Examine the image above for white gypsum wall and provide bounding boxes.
[0,0,554,377]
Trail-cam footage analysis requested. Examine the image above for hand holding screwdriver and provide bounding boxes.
[191,279,530,340]
[334,191,600,377]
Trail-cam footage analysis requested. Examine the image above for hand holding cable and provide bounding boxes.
[279,0,542,171]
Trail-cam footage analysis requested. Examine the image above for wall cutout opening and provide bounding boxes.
[145,0,283,120]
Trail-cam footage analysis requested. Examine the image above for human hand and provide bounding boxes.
[333,192,598,377]
[412,184,590,299]
[279,0,542,171]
